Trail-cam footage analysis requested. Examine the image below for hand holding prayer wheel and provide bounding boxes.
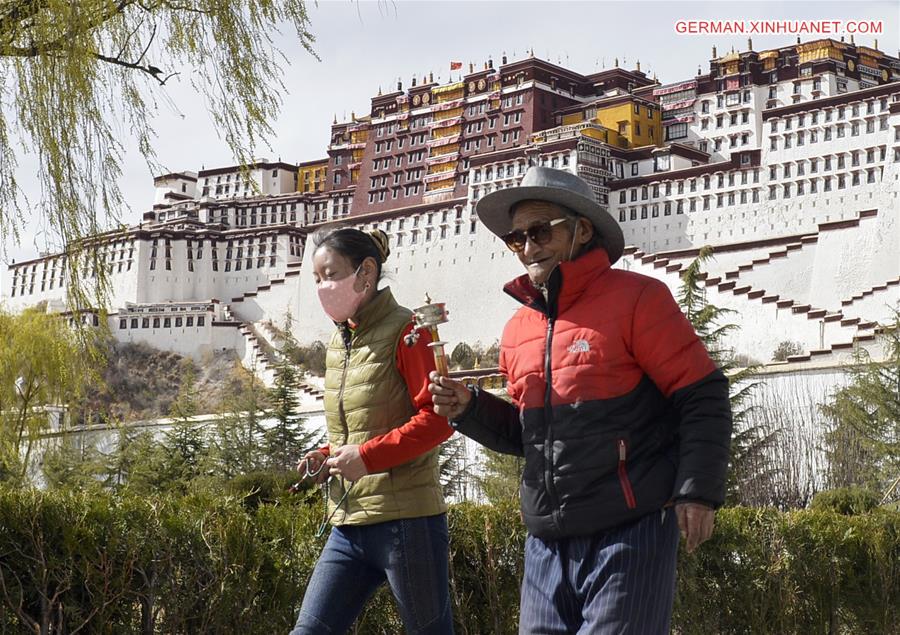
[406,293,450,376]
[404,293,471,419]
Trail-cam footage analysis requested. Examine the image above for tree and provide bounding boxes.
[471,390,523,504]
[772,340,804,362]
[450,343,476,371]
[264,356,321,471]
[0,306,103,483]
[678,247,773,506]
[159,361,209,486]
[210,363,268,477]
[438,433,469,500]
[284,340,327,377]
[41,433,105,490]
[821,313,900,501]
[476,341,501,368]
[0,1,317,308]
[477,450,524,504]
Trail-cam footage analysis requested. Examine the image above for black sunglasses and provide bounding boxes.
[500,217,570,253]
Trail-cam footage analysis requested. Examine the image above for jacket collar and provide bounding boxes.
[503,248,612,317]
[344,287,399,337]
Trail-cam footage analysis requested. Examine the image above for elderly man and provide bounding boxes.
[429,166,732,634]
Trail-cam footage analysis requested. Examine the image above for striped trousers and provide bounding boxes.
[519,507,680,634]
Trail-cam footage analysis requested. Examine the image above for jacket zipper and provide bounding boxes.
[617,439,637,509]
[543,316,561,518]
[333,330,353,513]
[337,328,352,439]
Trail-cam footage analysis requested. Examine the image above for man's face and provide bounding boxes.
[509,200,580,286]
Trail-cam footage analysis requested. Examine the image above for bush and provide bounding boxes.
[223,469,313,509]
[675,506,900,634]
[286,341,327,376]
[772,340,804,361]
[810,487,882,515]
[450,342,476,371]
[0,490,897,634]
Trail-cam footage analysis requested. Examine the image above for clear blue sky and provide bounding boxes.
[3,0,898,278]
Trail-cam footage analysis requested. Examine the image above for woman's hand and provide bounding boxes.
[326,445,369,482]
[297,450,329,484]
[427,371,472,420]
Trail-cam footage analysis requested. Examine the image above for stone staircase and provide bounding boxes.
[236,316,324,402]
[620,243,882,363]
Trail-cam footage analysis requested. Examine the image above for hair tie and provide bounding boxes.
[367,229,391,263]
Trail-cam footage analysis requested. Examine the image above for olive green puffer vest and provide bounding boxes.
[323,287,446,525]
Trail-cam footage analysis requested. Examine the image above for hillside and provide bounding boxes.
[78,342,242,423]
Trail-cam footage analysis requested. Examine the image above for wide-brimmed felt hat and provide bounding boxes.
[475,166,624,264]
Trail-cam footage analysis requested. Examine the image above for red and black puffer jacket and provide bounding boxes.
[453,247,732,539]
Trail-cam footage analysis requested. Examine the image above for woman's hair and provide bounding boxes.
[311,226,391,279]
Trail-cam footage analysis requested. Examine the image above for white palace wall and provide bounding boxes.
[113,318,244,359]
[226,271,305,327]
[292,211,525,348]
[286,189,896,365]
[810,207,899,314]
[840,283,900,322]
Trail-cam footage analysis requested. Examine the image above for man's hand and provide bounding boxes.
[325,444,369,482]
[297,450,329,484]
[675,501,715,553]
[428,371,472,420]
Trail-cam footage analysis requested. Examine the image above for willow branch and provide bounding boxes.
[92,52,176,85]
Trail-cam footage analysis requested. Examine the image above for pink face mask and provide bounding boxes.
[316,266,369,323]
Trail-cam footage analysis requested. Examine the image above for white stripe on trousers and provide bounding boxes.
[519,508,680,634]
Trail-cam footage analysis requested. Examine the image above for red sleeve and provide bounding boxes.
[630,278,717,397]
[358,323,454,473]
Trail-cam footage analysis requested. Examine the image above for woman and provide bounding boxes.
[290,227,455,635]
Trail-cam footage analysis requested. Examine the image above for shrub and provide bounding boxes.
[223,469,312,509]
[810,487,882,515]
[287,341,327,376]
[772,340,804,362]
[0,490,897,634]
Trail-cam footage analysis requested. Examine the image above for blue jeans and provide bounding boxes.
[519,507,680,634]
[291,513,454,635]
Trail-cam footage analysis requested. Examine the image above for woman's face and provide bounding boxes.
[312,246,372,294]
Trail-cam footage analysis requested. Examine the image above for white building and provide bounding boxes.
[2,39,898,393]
